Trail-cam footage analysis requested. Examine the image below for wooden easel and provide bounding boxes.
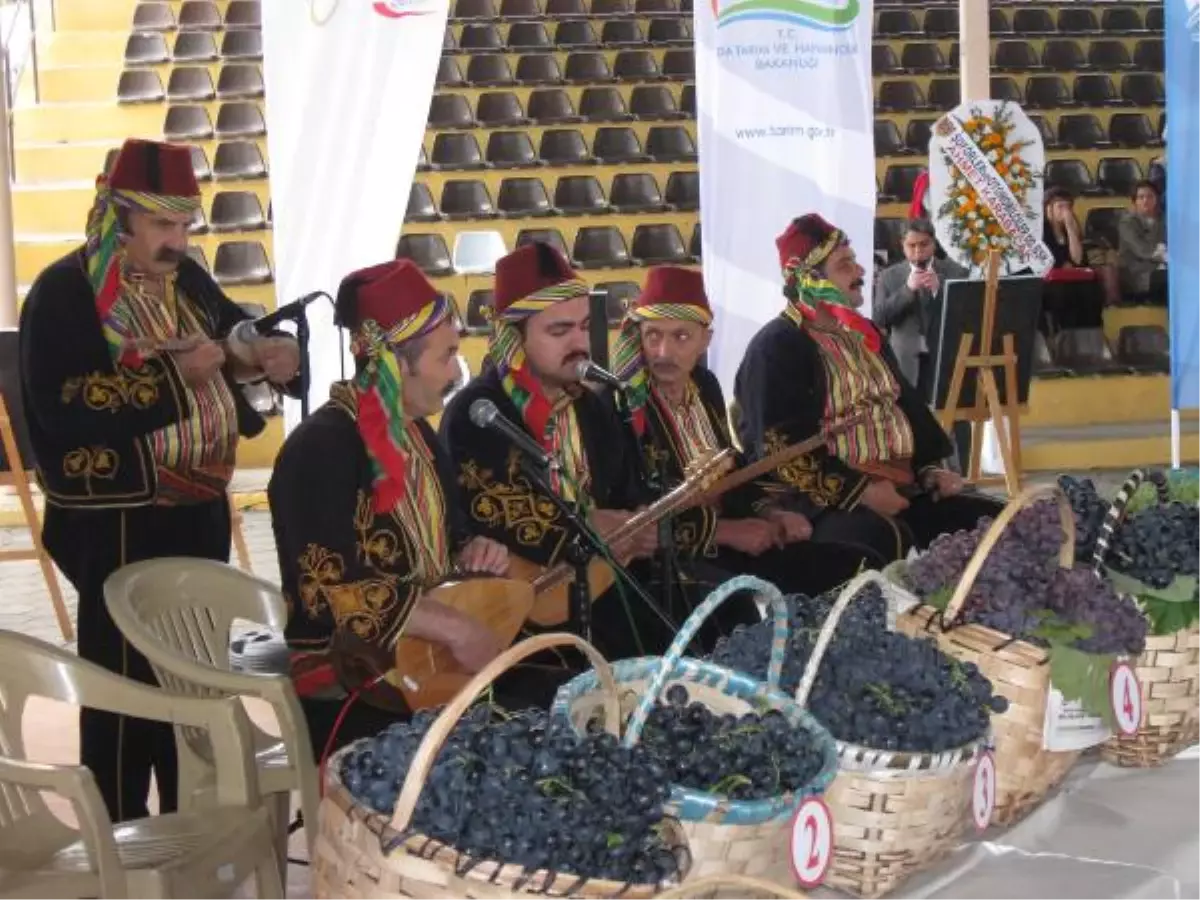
[0,395,74,642]
[938,251,1024,497]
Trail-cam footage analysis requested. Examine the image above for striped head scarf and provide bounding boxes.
[337,260,458,512]
[776,213,881,352]
[84,139,202,368]
[488,242,590,446]
[611,265,713,435]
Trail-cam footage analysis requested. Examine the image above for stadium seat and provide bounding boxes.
[452,230,507,274]
[125,33,170,64]
[502,0,541,13]
[630,85,685,119]
[689,223,701,261]
[878,80,926,112]
[1073,73,1118,106]
[516,53,563,84]
[428,93,476,128]
[1097,157,1142,196]
[661,49,694,80]
[1025,75,1073,109]
[580,86,634,121]
[1109,113,1161,148]
[173,31,218,61]
[1057,113,1110,149]
[133,2,175,31]
[566,51,614,83]
[118,70,165,103]
[573,226,632,268]
[454,0,497,18]
[430,129,484,170]
[179,0,222,30]
[220,30,261,60]
[874,218,905,264]
[1055,328,1125,376]
[876,9,920,35]
[904,118,934,154]
[165,104,214,140]
[873,45,902,76]
[1057,7,1100,33]
[881,165,924,204]
[396,233,455,276]
[923,7,958,36]
[645,124,696,162]
[648,18,690,44]
[1084,206,1122,249]
[478,91,530,126]
[990,76,1023,104]
[224,0,260,28]
[592,0,630,11]
[461,23,504,51]
[1044,159,1102,195]
[554,20,599,47]
[595,281,639,322]
[1029,113,1059,149]
[215,102,265,137]
[680,83,695,115]
[636,0,679,13]
[405,182,441,222]
[593,126,649,164]
[539,128,594,165]
[467,54,515,86]
[1102,7,1144,32]
[901,42,948,73]
[440,179,498,219]
[486,130,539,167]
[516,227,571,259]
[213,240,272,285]
[994,41,1040,72]
[926,78,959,110]
[497,177,556,216]
[554,175,610,214]
[875,120,905,156]
[437,57,466,88]
[610,173,665,213]
[1146,6,1163,31]
[529,88,582,123]
[632,224,689,265]
[216,63,265,99]
[1134,39,1164,72]
[1117,325,1170,372]
[1088,40,1133,70]
[545,0,587,15]
[167,66,215,101]
[989,8,1012,33]
[465,290,493,334]
[189,145,212,181]
[664,170,698,211]
[1041,40,1084,72]
[1012,7,1055,34]
[1121,73,1164,106]
[210,190,266,232]
[602,20,645,45]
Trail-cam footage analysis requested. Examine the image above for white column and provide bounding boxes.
[959,0,991,103]
[0,49,18,330]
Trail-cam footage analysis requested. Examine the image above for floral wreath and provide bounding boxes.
[937,101,1041,269]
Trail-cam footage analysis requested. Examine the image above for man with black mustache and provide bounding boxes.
[734,214,1002,564]
[269,259,511,755]
[18,138,301,823]
[441,242,742,662]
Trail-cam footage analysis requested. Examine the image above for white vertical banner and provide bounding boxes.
[696,0,876,391]
[262,0,448,424]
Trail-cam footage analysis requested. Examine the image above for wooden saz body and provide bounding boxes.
[389,576,535,710]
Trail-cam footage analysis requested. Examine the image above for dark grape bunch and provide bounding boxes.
[340,705,684,886]
[710,584,1004,753]
[908,499,1149,655]
[1108,500,1199,590]
[1058,475,1111,562]
[630,685,827,800]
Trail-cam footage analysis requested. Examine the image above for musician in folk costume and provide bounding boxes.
[18,138,300,823]
[734,214,1002,564]
[610,265,884,595]
[269,260,516,755]
[441,242,739,661]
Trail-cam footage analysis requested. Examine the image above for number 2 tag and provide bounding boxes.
[1110,661,1142,736]
[790,796,834,888]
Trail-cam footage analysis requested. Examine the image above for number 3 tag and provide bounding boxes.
[1111,661,1142,736]
[972,750,996,832]
[790,796,834,888]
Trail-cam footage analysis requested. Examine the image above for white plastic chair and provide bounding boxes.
[451,230,508,275]
[104,559,319,876]
[0,630,282,898]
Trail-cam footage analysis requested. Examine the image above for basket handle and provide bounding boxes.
[655,874,808,898]
[1091,468,1170,575]
[389,633,620,834]
[941,483,1076,628]
[623,575,790,747]
[793,570,891,709]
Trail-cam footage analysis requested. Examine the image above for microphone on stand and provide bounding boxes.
[574,359,627,390]
[469,398,560,472]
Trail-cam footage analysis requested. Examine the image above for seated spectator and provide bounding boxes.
[1040,188,1111,334]
[1118,180,1168,305]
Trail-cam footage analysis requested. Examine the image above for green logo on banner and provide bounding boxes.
[714,0,860,30]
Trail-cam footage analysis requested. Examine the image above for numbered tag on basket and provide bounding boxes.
[1042,685,1112,752]
[789,797,833,888]
[1110,661,1143,736]
[972,750,996,832]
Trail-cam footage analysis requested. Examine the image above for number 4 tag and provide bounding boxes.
[790,797,834,888]
[1110,661,1142,736]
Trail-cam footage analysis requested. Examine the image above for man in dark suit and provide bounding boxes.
[872,217,966,400]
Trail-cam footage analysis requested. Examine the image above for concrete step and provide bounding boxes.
[13,98,263,144]
[1020,419,1200,472]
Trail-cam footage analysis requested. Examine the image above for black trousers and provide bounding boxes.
[711,540,886,599]
[809,492,1003,564]
[43,499,232,824]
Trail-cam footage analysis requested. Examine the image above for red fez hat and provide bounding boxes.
[493,242,580,314]
[336,259,442,333]
[776,213,843,270]
[105,138,200,198]
[633,265,711,315]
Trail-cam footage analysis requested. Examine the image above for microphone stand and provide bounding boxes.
[515,454,673,642]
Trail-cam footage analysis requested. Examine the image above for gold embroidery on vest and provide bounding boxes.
[354,490,405,570]
[296,542,401,642]
[460,460,563,549]
[62,447,120,492]
[763,428,843,507]
[61,368,161,412]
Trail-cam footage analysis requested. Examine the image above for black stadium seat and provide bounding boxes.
[610,173,665,213]
[554,175,610,214]
[497,177,556,216]
[167,66,215,101]
[1044,159,1102,195]
[1058,113,1110,150]
[189,145,212,181]
[876,9,919,35]
[1121,73,1164,106]
[629,85,684,119]
[539,128,593,165]
[118,70,165,103]
[436,56,466,88]
[1097,157,1142,196]
[872,44,901,76]
[662,49,694,79]
[224,0,261,28]
[516,228,571,258]
[1041,39,1084,72]
[1012,7,1054,34]
[596,281,640,322]
[455,0,497,18]
[1117,326,1170,372]
[1073,73,1118,107]
[213,240,272,285]
[396,233,454,276]
[645,124,695,162]
[1025,75,1073,110]
[881,165,924,204]
[216,102,265,138]
[216,63,264,99]
[467,54,515,86]
[529,88,582,123]
[593,126,648,164]
[1134,38,1164,72]
[602,19,645,45]
[178,0,222,30]
[1084,206,1122,249]
[875,119,905,156]
[125,33,170,64]
[565,51,613,83]
[460,23,503,51]
[573,226,631,268]
[405,182,441,222]
[580,86,633,121]
[545,0,586,15]
[1088,40,1133,70]
[614,50,661,81]
[632,223,688,265]
[476,91,529,126]
[431,131,485,170]
[501,0,541,14]
[515,53,563,84]
[926,77,959,109]
[990,76,1022,104]
[904,117,935,154]
[133,2,175,30]
[486,130,539,167]
[165,104,214,140]
[923,7,958,35]
[689,222,701,260]
[878,80,926,112]
[554,20,598,47]
[439,179,498,219]
[664,170,699,211]
[210,190,266,232]
[220,30,261,60]
[174,31,219,61]
[465,290,493,334]
[1057,7,1099,33]
[506,21,553,49]
[1102,7,1144,33]
[994,41,1039,72]
[1109,113,1161,149]
[901,42,947,73]
[428,93,475,129]
[648,17,690,44]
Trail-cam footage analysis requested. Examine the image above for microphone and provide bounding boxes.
[469,398,559,472]
[574,359,626,390]
[227,291,329,357]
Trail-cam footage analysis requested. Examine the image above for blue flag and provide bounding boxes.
[1167,0,1199,410]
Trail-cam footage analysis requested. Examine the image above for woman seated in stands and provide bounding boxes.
[1039,187,1114,336]
[1118,180,1168,306]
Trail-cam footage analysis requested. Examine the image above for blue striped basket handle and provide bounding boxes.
[622,575,789,748]
[794,570,892,709]
[1091,469,1170,576]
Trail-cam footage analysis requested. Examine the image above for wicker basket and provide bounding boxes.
[792,572,987,899]
[313,633,690,899]
[552,576,840,884]
[656,875,806,898]
[1095,469,1200,767]
[892,484,1082,827]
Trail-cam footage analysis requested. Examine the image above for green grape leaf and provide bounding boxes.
[1138,594,1200,637]
[1047,644,1116,725]
[1030,610,1094,645]
[925,586,953,612]
[1105,568,1199,604]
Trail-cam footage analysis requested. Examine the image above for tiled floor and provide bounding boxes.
[0,467,1144,897]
